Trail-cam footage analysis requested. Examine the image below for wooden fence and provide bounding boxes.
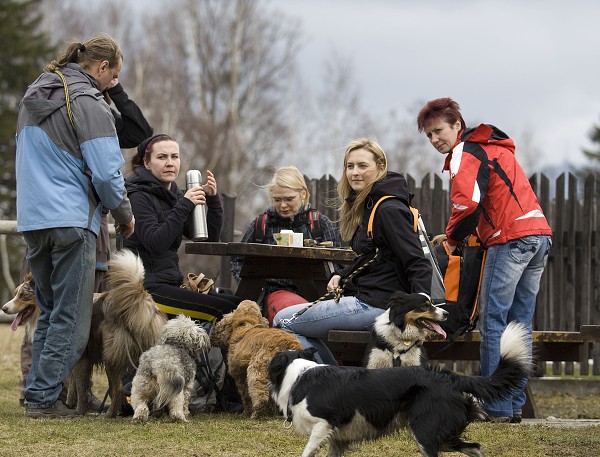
[273,172,600,375]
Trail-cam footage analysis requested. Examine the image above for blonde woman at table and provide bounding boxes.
[231,166,341,325]
[273,139,432,364]
[123,134,241,325]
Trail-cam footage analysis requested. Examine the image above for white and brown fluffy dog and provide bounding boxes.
[130,315,210,423]
[366,290,448,369]
[210,300,302,418]
[2,250,167,417]
[269,322,531,457]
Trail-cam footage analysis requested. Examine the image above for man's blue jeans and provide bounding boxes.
[23,227,96,408]
[273,296,385,365]
[479,235,552,417]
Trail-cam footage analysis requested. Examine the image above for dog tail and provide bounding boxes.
[106,249,146,295]
[447,322,532,403]
[104,250,166,347]
[154,369,186,410]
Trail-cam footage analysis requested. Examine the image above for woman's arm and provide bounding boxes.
[376,204,432,295]
[204,194,223,242]
[107,82,153,149]
[131,191,194,255]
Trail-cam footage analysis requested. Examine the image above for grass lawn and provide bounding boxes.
[1,324,599,456]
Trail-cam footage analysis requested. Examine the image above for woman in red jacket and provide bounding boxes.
[417,98,552,423]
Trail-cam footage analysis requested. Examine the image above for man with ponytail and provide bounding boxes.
[15,34,135,418]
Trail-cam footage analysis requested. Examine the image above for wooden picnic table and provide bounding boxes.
[185,242,357,301]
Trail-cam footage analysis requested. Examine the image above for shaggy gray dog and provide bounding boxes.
[131,314,210,423]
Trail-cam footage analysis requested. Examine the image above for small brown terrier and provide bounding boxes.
[210,300,302,418]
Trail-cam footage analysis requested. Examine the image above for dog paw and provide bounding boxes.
[131,414,148,424]
[170,413,188,423]
[131,405,150,423]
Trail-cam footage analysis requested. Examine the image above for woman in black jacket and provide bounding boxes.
[124,134,241,324]
[273,138,432,363]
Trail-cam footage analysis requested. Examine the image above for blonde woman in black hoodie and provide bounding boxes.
[273,138,432,364]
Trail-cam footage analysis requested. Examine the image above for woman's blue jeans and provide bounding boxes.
[273,296,385,365]
[479,235,552,417]
[23,227,96,408]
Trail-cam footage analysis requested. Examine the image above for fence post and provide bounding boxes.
[219,193,237,289]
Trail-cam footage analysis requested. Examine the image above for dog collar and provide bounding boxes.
[392,340,423,367]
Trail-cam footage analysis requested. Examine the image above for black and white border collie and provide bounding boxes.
[366,290,448,368]
[268,322,531,457]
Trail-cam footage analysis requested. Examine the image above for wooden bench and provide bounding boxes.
[326,325,600,419]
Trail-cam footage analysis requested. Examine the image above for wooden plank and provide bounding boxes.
[328,330,371,344]
[581,325,600,342]
[185,241,228,255]
[328,330,586,344]
[327,330,588,365]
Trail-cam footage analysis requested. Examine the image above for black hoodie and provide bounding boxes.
[338,171,432,308]
[123,167,223,287]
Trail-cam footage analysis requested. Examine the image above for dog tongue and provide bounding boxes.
[10,312,25,332]
[425,320,447,339]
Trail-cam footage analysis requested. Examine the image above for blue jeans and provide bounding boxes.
[23,228,96,408]
[479,235,552,417]
[273,296,385,365]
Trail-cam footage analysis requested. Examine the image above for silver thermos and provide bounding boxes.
[186,170,209,241]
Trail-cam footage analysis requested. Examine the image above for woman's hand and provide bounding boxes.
[184,185,206,206]
[431,234,447,246]
[327,274,341,292]
[202,170,217,197]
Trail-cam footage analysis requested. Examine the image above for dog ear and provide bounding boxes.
[387,290,431,327]
[267,351,288,384]
[388,290,429,309]
[238,300,260,312]
[300,347,318,361]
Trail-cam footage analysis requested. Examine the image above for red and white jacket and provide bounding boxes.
[444,124,552,247]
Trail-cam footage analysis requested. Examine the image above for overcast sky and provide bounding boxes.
[276,0,600,169]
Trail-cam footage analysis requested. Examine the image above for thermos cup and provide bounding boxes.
[186,170,209,241]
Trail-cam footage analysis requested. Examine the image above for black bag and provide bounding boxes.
[433,235,486,340]
[190,346,228,414]
[189,322,241,414]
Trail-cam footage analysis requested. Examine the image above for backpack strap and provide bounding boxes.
[367,196,418,239]
[307,208,323,240]
[409,207,419,232]
[253,212,269,242]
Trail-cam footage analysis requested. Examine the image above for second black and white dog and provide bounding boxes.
[268,322,531,457]
[365,290,448,368]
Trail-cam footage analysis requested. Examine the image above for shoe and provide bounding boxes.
[87,392,109,413]
[487,415,512,423]
[25,400,79,419]
[510,414,522,424]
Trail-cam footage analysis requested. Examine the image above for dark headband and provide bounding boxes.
[136,134,172,162]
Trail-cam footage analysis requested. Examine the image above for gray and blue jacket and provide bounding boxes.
[16,63,132,235]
